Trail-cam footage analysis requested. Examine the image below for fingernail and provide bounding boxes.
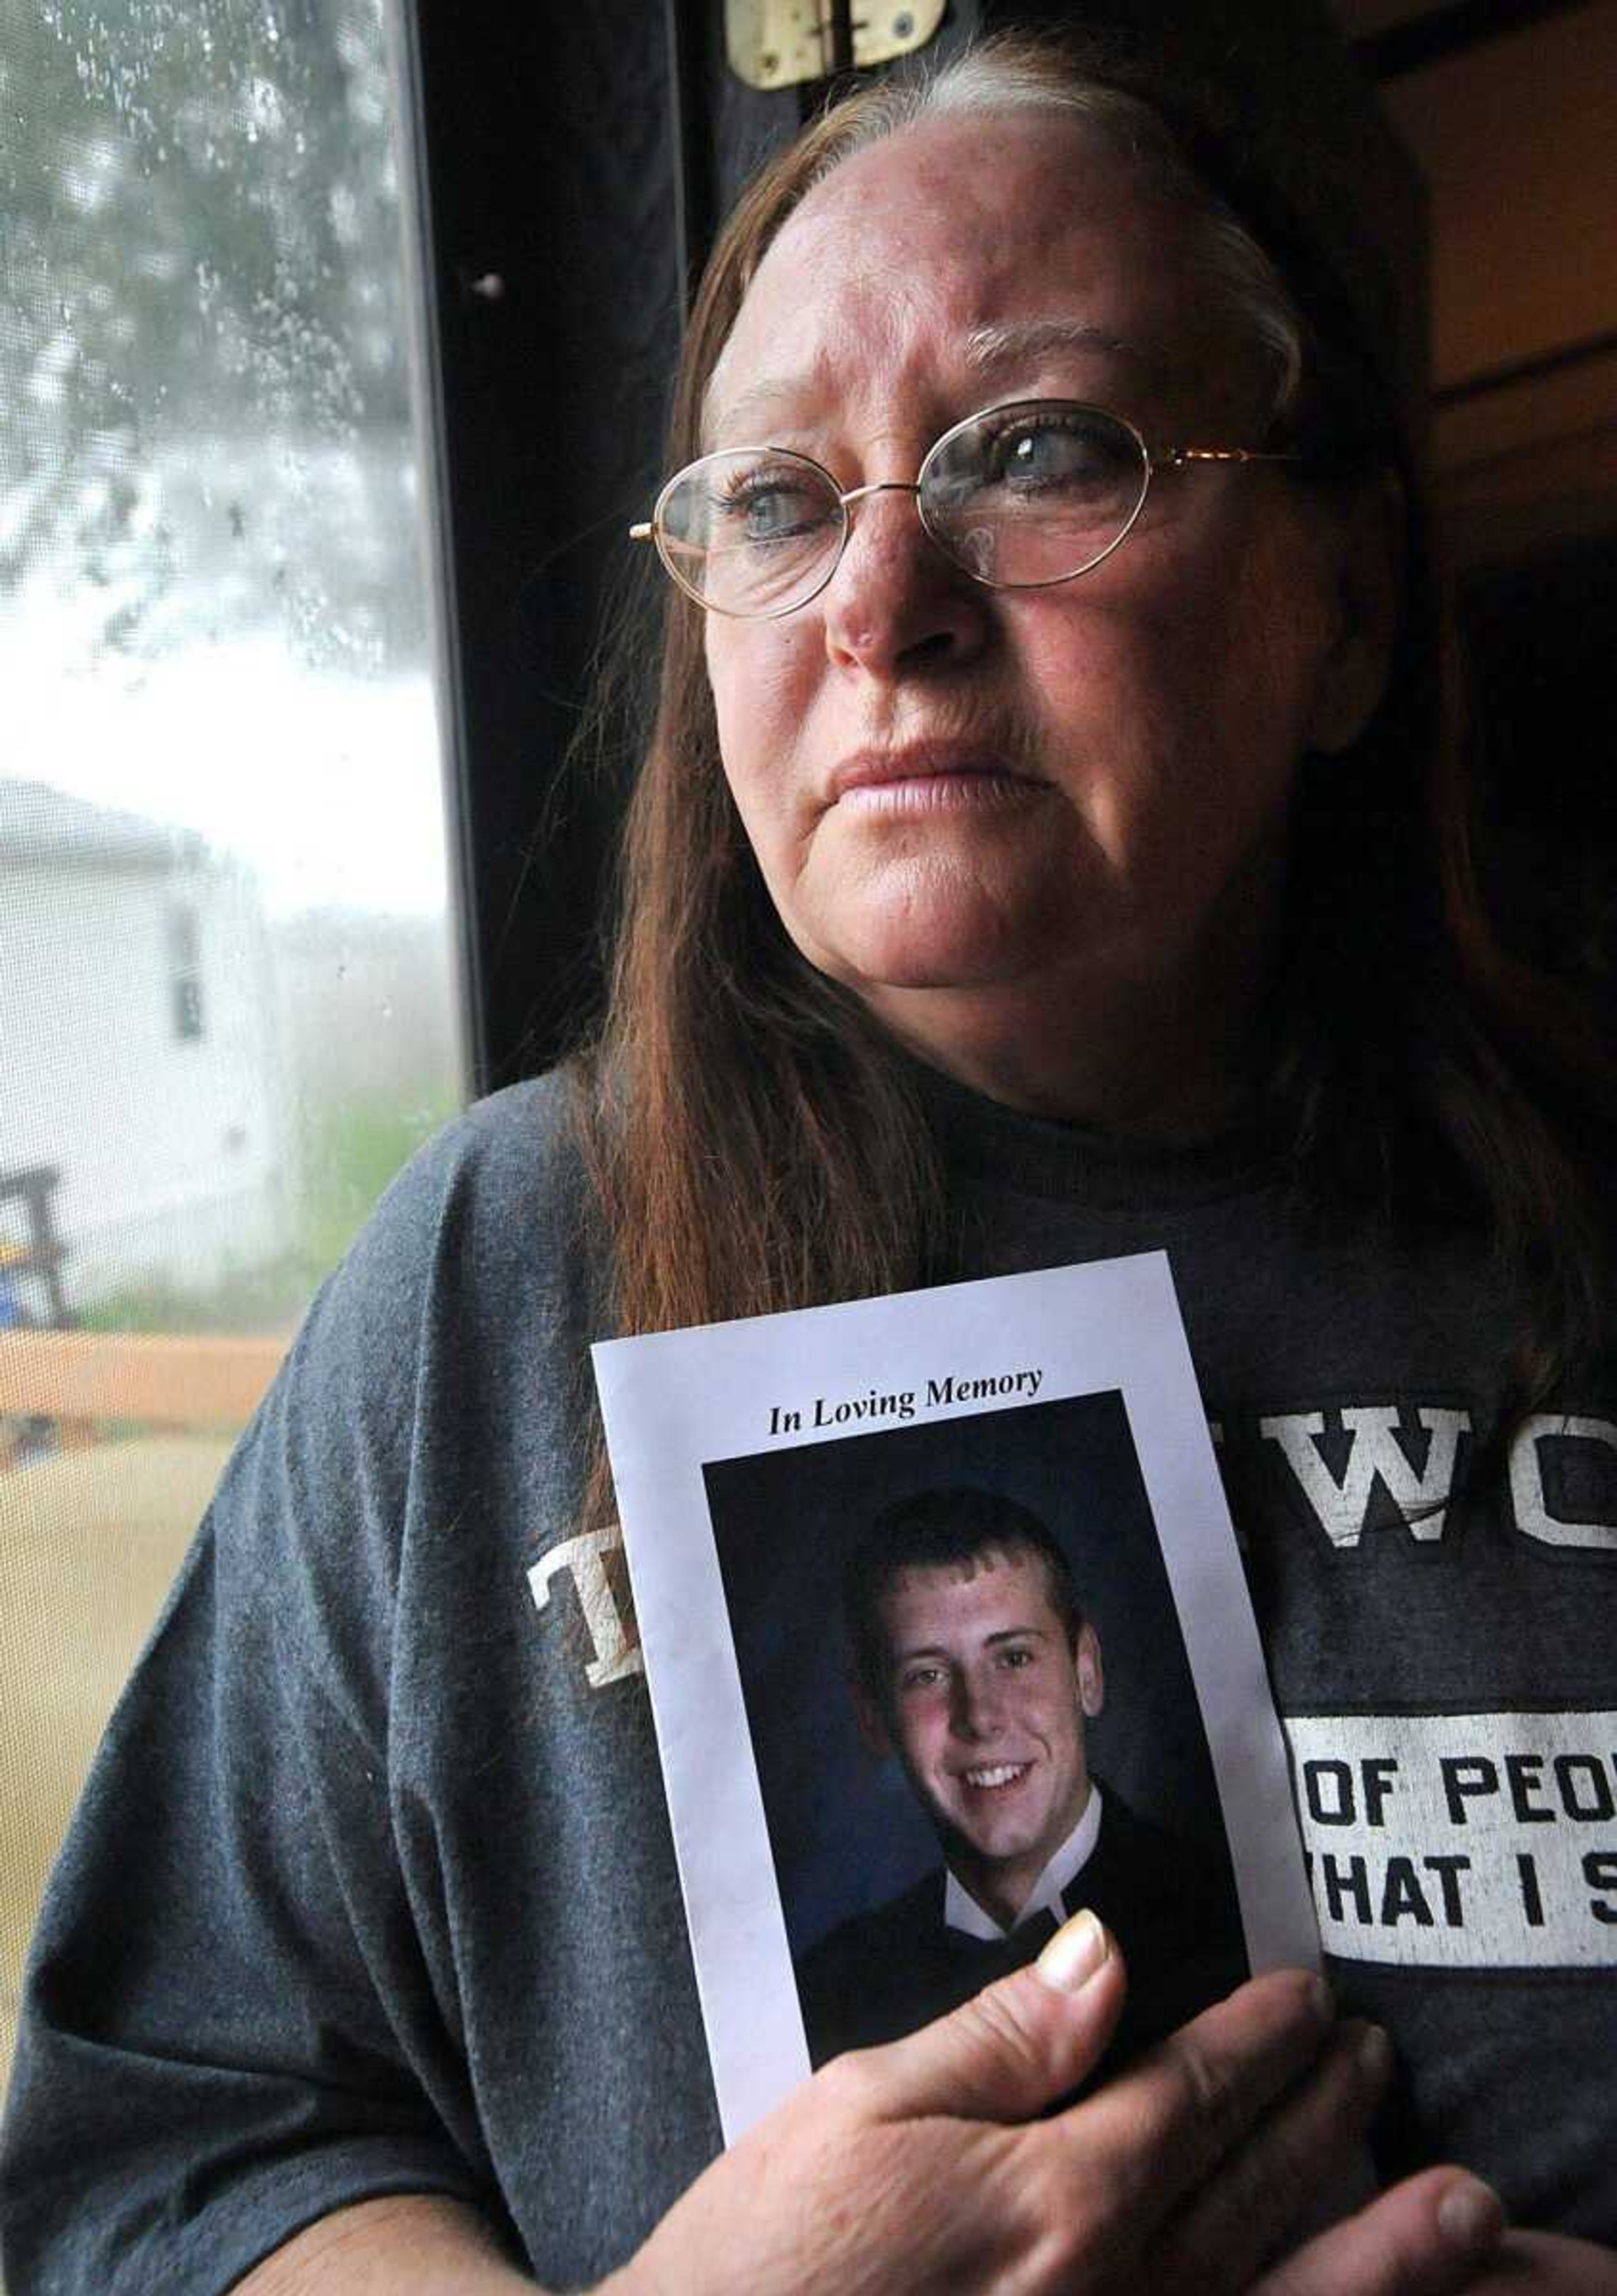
[1356,2021,1393,2081]
[1036,1908,1109,1993]
[1436,2176,1505,2248]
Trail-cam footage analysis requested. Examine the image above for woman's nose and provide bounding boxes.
[819,485,989,678]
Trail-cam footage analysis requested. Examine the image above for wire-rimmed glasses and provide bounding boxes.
[630,398,1300,619]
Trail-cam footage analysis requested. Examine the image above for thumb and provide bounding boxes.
[868,1908,1126,2124]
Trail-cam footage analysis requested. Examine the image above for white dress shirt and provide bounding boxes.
[944,1782,1105,1941]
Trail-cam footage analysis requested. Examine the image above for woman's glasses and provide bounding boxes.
[631,398,1299,620]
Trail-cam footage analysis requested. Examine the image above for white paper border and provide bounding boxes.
[595,1250,1318,2141]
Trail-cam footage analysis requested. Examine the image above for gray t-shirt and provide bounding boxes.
[3,1069,1614,2291]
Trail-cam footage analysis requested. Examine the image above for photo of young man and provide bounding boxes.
[795,1487,1247,2068]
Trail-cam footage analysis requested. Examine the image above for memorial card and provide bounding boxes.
[592,1251,1319,2142]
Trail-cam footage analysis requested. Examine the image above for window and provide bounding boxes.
[166,901,205,1042]
[0,0,464,2107]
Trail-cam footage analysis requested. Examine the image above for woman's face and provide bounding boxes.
[699,115,1388,1113]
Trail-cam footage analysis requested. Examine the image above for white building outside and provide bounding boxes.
[0,781,293,1315]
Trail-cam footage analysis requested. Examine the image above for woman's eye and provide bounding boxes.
[987,418,1112,491]
[716,475,833,544]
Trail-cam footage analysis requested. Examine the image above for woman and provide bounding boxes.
[3,32,1613,2296]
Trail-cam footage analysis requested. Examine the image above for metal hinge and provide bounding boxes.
[724,0,945,92]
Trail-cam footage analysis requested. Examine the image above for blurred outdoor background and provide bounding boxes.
[0,0,464,2113]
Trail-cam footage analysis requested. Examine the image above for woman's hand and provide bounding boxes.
[1436,2234,1617,2293]
[606,1912,1508,2296]
[1272,2228,1617,2296]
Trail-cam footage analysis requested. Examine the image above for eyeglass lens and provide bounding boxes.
[655,403,1152,616]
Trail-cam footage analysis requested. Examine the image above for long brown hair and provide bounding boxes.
[572,32,1614,1515]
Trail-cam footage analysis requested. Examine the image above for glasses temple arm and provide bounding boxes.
[1156,446,1304,469]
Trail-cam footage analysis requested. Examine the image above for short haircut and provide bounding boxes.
[843,1486,1084,1707]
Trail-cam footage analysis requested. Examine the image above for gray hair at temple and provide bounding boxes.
[787,48,1311,439]
[709,19,1424,470]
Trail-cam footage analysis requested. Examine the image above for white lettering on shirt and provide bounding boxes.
[527,1526,643,1688]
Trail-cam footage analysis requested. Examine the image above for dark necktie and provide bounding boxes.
[944,1898,1063,1979]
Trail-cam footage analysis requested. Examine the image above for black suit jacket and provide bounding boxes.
[794,1787,1247,2072]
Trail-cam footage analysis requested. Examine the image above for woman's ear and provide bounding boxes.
[1305,468,1404,756]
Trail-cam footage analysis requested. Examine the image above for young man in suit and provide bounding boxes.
[797,1488,1246,2066]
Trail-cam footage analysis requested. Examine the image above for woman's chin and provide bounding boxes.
[795,883,1073,1002]
[801,917,993,989]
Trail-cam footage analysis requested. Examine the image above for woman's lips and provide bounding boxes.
[837,774,1046,817]
[827,742,1047,815]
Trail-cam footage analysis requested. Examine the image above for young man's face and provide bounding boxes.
[859,1543,1104,1927]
